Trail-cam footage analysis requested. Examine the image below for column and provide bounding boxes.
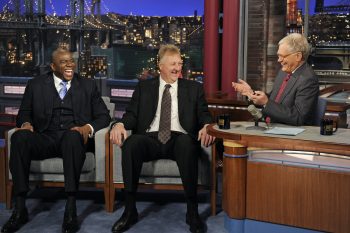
[221,0,240,93]
[203,0,220,94]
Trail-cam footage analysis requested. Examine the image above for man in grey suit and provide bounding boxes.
[232,33,319,126]
[109,44,215,233]
[1,49,110,233]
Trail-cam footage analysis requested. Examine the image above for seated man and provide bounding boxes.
[233,33,319,126]
[110,44,215,233]
[1,48,111,233]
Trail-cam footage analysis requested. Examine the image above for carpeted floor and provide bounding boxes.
[0,188,225,233]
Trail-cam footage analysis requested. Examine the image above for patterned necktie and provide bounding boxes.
[274,74,291,103]
[158,84,172,144]
[59,81,68,100]
[265,74,291,124]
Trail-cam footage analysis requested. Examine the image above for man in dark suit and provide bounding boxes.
[109,44,215,233]
[232,33,319,126]
[1,49,111,233]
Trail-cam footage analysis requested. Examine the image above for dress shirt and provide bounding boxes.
[148,77,187,134]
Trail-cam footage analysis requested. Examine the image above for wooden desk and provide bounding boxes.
[208,122,350,233]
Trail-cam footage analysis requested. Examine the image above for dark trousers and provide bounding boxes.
[9,129,86,196]
[121,132,200,202]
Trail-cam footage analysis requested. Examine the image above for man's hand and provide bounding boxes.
[232,79,254,96]
[16,122,33,132]
[110,123,128,147]
[197,124,215,147]
[71,124,91,144]
[250,91,269,106]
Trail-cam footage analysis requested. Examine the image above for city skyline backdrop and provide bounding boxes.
[0,0,204,16]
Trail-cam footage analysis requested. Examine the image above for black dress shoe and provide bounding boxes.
[111,209,138,233]
[62,211,79,233]
[186,212,207,233]
[1,208,28,233]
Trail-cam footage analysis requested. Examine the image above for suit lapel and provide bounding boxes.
[279,63,306,103]
[43,74,55,115]
[150,78,160,116]
[70,76,80,119]
[177,79,187,120]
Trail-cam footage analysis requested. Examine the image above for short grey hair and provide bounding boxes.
[158,44,181,63]
[278,33,310,60]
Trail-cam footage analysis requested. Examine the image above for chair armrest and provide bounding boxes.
[94,127,110,183]
[6,128,16,159]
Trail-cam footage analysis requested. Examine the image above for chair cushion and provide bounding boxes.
[30,152,95,174]
[141,159,180,177]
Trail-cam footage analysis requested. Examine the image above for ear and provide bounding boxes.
[296,52,303,62]
[50,63,55,71]
[158,63,163,71]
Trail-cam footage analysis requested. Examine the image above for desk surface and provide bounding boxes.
[208,121,350,156]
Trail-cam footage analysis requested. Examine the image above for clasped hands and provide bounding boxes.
[232,79,268,106]
[110,123,216,147]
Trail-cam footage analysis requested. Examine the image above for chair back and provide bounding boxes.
[314,97,327,126]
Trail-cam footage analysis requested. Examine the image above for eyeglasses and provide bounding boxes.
[277,51,300,60]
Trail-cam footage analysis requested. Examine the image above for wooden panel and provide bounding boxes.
[222,146,247,219]
[247,162,350,233]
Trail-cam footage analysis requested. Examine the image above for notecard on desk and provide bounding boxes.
[264,127,305,136]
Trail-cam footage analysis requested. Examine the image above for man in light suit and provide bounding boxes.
[232,33,319,126]
[1,49,111,233]
[110,44,215,233]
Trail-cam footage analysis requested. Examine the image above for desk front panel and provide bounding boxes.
[246,162,350,233]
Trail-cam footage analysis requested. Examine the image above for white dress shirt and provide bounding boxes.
[148,77,187,134]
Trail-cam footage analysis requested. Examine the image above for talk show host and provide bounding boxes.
[110,44,215,233]
[232,33,319,126]
[1,48,110,233]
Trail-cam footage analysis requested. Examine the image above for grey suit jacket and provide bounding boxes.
[118,77,213,139]
[16,72,111,133]
[262,63,319,126]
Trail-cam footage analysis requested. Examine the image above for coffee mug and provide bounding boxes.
[217,114,230,129]
[320,119,338,135]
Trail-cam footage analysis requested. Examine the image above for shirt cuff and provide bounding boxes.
[87,124,94,138]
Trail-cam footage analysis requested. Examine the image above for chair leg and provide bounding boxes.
[6,182,12,209]
[108,187,115,212]
[103,185,110,212]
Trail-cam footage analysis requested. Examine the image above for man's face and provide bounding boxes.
[277,43,302,74]
[159,52,183,84]
[50,51,76,81]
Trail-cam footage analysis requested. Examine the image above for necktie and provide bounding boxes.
[265,74,291,124]
[59,81,68,100]
[274,74,291,103]
[158,84,171,144]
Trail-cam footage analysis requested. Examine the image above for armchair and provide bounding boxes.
[5,97,114,211]
[108,134,212,213]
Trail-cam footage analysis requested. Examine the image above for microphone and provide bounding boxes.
[247,105,263,121]
[246,105,266,130]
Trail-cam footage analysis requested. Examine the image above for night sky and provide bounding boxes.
[38,0,204,16]
[297,0,344,15]
[0,0,344,16]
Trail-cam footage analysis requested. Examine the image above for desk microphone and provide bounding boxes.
[247,105,263,121]
[246,105,266,130]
